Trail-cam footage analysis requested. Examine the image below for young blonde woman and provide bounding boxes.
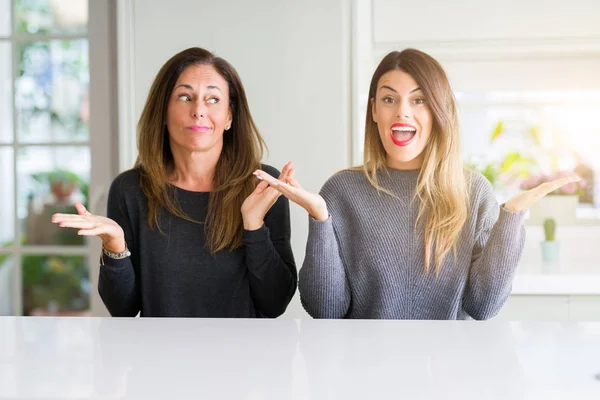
[255,49,579,320]
[52,47,297,318]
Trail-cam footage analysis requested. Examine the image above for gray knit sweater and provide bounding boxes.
[299,168,526,320]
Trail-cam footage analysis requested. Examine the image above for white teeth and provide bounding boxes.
[392,126,416,132]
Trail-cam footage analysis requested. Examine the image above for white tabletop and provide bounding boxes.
[1,317,600,399]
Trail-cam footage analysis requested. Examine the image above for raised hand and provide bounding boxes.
[252,166,329,221]
[505,174,582,212]
[51,202,126,253]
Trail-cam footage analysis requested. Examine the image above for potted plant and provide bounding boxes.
[32,169,84,202]
[541,218,559,265]
[26,169,87,245]
[22,254,90,316]
[521,171,586,225]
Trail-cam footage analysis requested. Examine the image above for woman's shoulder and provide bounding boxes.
[109,168,143,199]
[112,167,141,186]
[320,168,366,195]
[466,170,494,193]
[465,169,497,207]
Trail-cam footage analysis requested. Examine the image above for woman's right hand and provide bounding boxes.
[253,165,329,221]
[51,202,127,253]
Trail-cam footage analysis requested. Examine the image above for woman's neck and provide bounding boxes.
[169,146,221,192]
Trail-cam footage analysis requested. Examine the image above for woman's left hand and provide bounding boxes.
[504,174,582,212]
[241,161,294,230]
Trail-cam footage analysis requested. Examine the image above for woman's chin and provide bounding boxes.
[385,151,424,170]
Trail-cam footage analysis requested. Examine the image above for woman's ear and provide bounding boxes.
[371,97,378,123]
[226,110,233,131]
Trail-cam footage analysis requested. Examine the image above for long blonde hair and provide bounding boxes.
[361,49,468,274]
[135,47,266,253]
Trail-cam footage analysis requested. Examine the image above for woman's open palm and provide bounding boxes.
[505,175,582,212]
[253,167,329,221]
[51,202,126,253]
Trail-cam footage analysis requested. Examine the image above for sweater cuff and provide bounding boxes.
[243,224,270,244]
[498,203,526,231]
[308,213,333,234]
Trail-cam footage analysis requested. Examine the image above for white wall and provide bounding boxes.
[88,0,120,317]
[120,0,352,318]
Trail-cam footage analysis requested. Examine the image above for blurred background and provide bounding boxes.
[0,0,599,321]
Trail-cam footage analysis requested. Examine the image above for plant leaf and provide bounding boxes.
[529,125,542,145]
[490,121,504,142]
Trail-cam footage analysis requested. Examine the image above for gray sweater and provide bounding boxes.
[299,168,526,320]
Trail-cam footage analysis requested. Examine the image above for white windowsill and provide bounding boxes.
[512,259,600,295]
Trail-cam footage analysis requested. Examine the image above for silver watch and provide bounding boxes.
[102,245,131,260]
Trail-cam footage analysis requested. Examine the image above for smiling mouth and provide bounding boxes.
[188,126,210,133]
[390,126,416,146]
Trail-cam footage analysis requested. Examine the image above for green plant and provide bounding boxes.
[22,254,90,315]
[0,245,89,315]
[0,236,26,268]
[466,121,538,187]
[32,168,84,187]
[79,180,89,208]
[0,240,12,268]
[31,168,85,201]
[465,161,499,187]
[543,218,556,241]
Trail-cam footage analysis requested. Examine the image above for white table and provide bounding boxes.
[1,317,600,399]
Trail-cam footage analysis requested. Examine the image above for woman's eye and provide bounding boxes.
[178,94,191,101]
[382,97,395,104]
[207,97,219,104]
[413,98,426,105]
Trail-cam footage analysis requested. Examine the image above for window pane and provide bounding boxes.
[16,39,89,143]
[17,146,89,246]
[0,148,15,248]
[22,254,90,316]
[0,0,9,36]
[459,91,600,211]
[0,41,12,143]
[0,255,14,315]
[15,0,88,35]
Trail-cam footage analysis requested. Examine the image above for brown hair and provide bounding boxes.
[360,48,469,274]
[134,47,265,253]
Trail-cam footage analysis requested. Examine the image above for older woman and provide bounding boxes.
[52,47,297,318]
